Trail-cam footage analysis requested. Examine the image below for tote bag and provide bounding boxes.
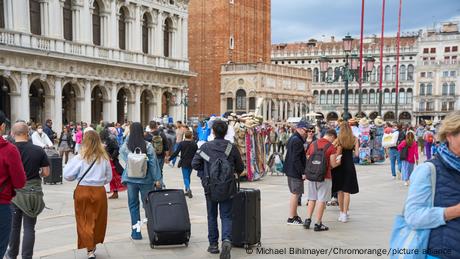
[389,163,436,259]
[383,132,399,148]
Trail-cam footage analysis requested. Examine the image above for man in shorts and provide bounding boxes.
[304,129,340,231]
[283,121,309,225]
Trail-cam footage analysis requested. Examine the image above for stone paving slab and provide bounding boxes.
[29,160,411,259]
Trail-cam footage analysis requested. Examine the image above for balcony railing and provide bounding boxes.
[0,29,189,72]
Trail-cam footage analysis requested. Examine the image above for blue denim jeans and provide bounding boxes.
[401,161,415,181]
[389,148,401,177]
[425,142,433,160]
[171,143,179,165]
[206,196,233,245]
[181,167,192,191]
[7,204,37,259]
[157,157,164,174]
[127,183,152,227]
[0,204,12,259]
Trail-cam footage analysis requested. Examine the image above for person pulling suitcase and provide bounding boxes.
[192,120,244,259]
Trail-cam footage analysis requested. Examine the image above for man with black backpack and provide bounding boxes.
[144,121,169,175]
[192,120,244,259]
[304,129,340,232]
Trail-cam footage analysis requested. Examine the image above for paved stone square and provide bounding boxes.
[31,160,411,259]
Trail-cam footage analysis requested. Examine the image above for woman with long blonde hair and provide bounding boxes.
[332,121,360,223]
[64,130,112,259]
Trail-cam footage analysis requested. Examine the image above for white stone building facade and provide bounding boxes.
[272,35,418,124]
[413,22,459,123]
[0,0,191,133]
[220,63,312,121]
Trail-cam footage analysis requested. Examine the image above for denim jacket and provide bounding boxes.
[404,162,446,229]
[120,141,162,185]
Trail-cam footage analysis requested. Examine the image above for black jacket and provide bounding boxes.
[283,132,306,179]
[58,132,74,148]
[192,138,245,179]
[145,130,169,158]
[169,140,198,169]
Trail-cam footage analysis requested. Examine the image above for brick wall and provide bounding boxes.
[188,0,271,118]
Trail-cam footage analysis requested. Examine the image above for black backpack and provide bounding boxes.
[400,144,409,161]
[199,143,237,202]
[304,141,332,182]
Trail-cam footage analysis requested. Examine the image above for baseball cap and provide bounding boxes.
[296,121,309,130]
[0,110,10,126]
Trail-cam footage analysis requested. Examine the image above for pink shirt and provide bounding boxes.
[397,140,419,164]
[75,130,83,144]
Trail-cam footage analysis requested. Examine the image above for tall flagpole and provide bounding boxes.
[378,0,386,117]
[357,0,365,116]
[395,0,402,122]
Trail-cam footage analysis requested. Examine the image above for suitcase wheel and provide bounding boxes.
[184,242,189,247]
[150,243,155,249]
[244,244,249,249]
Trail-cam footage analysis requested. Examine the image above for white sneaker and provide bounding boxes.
[338,212,348,223]
[404,182,409,186]
[392,176,396,180]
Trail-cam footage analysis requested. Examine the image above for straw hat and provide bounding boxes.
[359,117,370,127]
[374,116,385,127]
[425,120,433,126]
[348,118,357,125]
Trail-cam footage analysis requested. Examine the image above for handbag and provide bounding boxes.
[383,132,399,148]
[127,147,148,178]
[73,159,97,200]
[389,163,436,259]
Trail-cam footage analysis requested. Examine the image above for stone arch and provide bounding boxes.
[117,87,132,123]
[384,111,395,121]
[235,88,247,112]
[326,111,338,121]
[0,76,13,119]
[29,79,49,124]
[399,111,411,121]
[28,75,52,95]
[91,85,107,124]
[62,82,81,124]
[140,88,155,126]
[162,90,174,117]
[355,111,367,119]
[369,111,379,120]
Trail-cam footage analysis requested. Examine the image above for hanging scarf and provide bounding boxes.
[438,143,460,172]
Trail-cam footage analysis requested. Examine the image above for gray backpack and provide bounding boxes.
[127,147,148,178]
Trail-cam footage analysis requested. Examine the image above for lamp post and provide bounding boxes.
[319,35,360,121]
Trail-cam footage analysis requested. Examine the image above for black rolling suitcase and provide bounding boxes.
[43,149,62,184]
[232,187,261,248]
[144,189,191,248]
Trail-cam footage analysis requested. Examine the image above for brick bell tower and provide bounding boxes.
[188,0,271,118]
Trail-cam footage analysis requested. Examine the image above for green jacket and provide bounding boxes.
[12,179,45,218]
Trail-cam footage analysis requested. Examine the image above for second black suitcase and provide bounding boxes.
[43,151,63,184]
[232,188,261,248]
[144,189,191,248]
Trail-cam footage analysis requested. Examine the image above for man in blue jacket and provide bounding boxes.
[283,121,309,225]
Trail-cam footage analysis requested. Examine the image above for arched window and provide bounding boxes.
[384,89,390,104]
[384,65,391,81]
[340,90,345,104]
[406,88,413,103]
[376,65,380,82]
[399,89,406,104]
[392,65,397,81]
[142,13,150,54]
[391,89,396,104]
[313,90,319,104]
[348,90,354,104]
[362,90,368,104]
[400,65,406,81]
[29,0,41,35]
[354,90,359,104]
[442,83,449,96]
[236,89,246,110]
[371,66,376,81]
[327,90,333,104]
[420,83,425,96]
[369,89,376,104]
[426,83,433,95]
[119,7,128,50]
[0,0,5,28]
[327,68,333,81]
[313,68,319,83]
[334,67,341,82]
[407,65,414,81]
[320,91,326,104]
[164,17,173,57]
[249,97,256,110]
[333,90,339,104]
[92,1,101,45]
[63,0,72,41]
[449,82,456,96]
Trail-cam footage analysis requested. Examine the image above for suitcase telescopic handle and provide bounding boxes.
[235,173,240,192]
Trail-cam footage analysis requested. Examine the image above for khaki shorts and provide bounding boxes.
[307,179,332,202]
[287,176,304,195]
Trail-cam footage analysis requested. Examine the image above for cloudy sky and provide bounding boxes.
[271,0,460,43]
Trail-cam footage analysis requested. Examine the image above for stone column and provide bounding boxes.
[39,0,50,36]
[132,4,141,52]
[71,5,81,42]
[83,81,91,123]
[155,11,164,56]
[148,23,154,54]
[134,86,141,122]
[19,73,30,121]
[268,100,272,120]
[280,100,284,121]
[110,83,118,123]
[155,88,163,117]
[54,77,63,135]
[182,17,188,59]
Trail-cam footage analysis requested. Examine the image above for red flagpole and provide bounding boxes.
[395,0,402,121]
[378,0,386,117]
[358,0,365,115]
